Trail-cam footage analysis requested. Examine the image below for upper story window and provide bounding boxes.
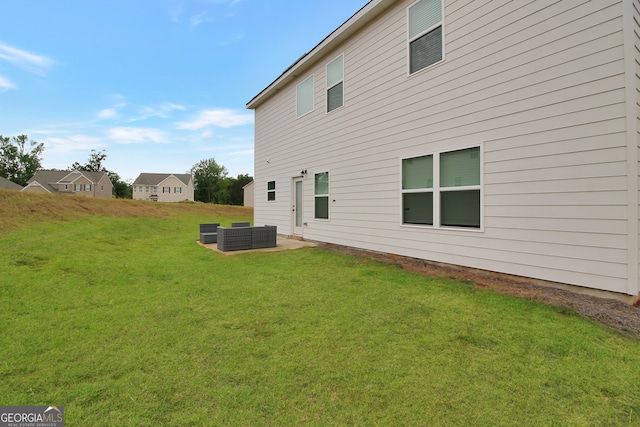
[408,0,443,74]
[296,75,314,118]
[267,181,276,201]
[314,172,330,220]
[402,146,481,229]
[326,54,344,112]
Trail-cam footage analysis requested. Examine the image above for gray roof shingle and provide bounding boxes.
[0,176,23,190]
[132,173,192,186]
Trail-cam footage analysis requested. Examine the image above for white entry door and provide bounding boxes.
[292,177,303,236]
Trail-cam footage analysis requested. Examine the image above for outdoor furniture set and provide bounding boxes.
[199,222,277,252]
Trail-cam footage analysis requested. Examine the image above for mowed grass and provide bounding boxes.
[0,191,639,426]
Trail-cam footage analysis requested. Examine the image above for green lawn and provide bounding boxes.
[0,199,639,425]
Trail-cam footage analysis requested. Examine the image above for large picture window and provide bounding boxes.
[314,172,329,220]
[296,75,314,118]
[326,54,344,112]
[402,147,481,228]
[408,0,443,74]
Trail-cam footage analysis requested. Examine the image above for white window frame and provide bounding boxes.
[163,187,171,193]
[326,53,344,113]
[314,171,330,221]
[401,145,483,231]
[296,75,315,118]
[407,0,445,76]
[267,181,276,202]
[174,187,182,194]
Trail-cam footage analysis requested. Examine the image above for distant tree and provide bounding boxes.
[70,149,131,198]
[228,173,253,205]
[69,149,108,172]
[0,134,45,186]
[109,171,132,199]
[191,158,228,204]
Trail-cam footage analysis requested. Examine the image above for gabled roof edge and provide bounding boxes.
[246,0,395,110]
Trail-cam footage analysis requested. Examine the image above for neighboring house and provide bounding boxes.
[247,0,640,298]
[243,181,255,207]
[22,170,113,198]
[132,173,194,202]
[0,176,23,191]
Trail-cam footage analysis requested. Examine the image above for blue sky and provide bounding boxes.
[1,0,366,182]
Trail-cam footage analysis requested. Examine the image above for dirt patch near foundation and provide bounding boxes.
[319,243,640,339]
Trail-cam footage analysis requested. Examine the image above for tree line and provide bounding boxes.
[0,134,252,205]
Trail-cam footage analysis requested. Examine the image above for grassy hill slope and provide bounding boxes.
[0,189,252,234]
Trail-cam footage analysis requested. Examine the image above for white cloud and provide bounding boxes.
[108,127,169,144]
[190,11,211,26]
[45,135,105,153]
[230,149,254,156]
[136,102,186,120]
[98,108,118,119]
[0,74,15,91]
[176,109,253,130]
[0,42,54,75]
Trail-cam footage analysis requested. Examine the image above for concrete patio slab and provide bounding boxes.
[197,235,316,255]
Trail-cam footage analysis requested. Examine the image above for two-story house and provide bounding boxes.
[132,173,194,202]
[22,170,113,198]
[247,0,640,298]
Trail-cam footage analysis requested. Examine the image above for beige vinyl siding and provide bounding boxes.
[253,0,635,294]
[157,176,193,202]
[631,0,640,295]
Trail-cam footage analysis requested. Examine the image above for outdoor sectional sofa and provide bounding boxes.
[199,223,220,244]
[217,225,277,252]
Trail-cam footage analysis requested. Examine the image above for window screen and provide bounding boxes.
[297,76,314,117]
[327,55,344,112]
[314,172,329,219]
[408,0,443,74]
